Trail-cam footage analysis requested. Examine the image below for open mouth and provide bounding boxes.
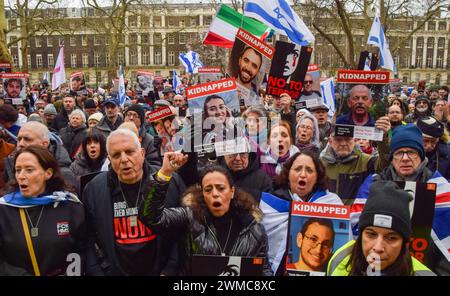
[278,144,285,153]
[298,180,306,187]
[212,202,222,208]
[19,184,28,190]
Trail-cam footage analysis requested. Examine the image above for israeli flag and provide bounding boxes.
[320,78,336,119]
[363,53,372,71]
[244,0,314,46]
[179,51,203,74]
[118,65,126,108]
[259,192,290,274]
[367,16,394,71]
[173,71,182,94]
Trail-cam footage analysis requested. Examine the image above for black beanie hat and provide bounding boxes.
[416,116,444,138]
[84,99,96,109]
[359,181,412,240]
[126,104,145,124]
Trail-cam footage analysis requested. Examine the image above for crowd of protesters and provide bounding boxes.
[0,74,449,276]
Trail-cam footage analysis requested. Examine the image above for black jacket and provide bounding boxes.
[0,195,86,275]
[70,153,105,177]
[60,124,88,160]
[82,163,186,276]
[217,152,272,203]
[426,141,450,180]
[93,116,124,140]
[51,108,70,132]
[140,128,162,167]
[139,182,272,276]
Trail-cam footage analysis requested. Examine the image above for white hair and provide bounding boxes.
[20,121,50,142]
[69,109,86,123]
[106,128,141,155]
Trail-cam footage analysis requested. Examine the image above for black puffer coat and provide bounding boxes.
[426,141,450,180]
[59,124,87,160]
[139,182,272,276]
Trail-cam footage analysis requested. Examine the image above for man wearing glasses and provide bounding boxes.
[287,218,335,273]
[336,84,375,126]
[298,74,321,103]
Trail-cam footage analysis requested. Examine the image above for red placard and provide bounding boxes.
[337,69,390,84]
[146,106,174,122]
[0,72,29,78]
[236,28,274,59]
[307,64,319,72]
[291,202,350,219]
[186,78,236,100]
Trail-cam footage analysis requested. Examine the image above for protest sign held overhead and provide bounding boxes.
[69,72,87,95]
[186,78,242,155]
[286,202,351,276]
[0,72,28,105]
[0,62,12,73]
[197,67,224,84]
[266,40,312,100]
[228,28,274,108]
[146,105,182,154]
[134,71,154,97]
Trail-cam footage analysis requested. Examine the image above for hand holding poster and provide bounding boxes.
[146,106,182,154]
[286,202,351,276]
[228,28,274,107]
[267,40,312,100]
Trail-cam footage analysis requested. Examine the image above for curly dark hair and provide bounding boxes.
[275,150,329,192]
[182,165,259,222]
[0,104,19,124]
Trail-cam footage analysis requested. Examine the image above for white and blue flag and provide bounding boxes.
[363,53,372,71]
[320,78,336,119]
[244,0,314,46]
[172,71,182,94]
[118,65,126,108]
[367,16,394,71]
[179,51,203,74]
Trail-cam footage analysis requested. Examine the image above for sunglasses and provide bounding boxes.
[304,80,313,84]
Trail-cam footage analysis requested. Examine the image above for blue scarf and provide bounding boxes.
[0,190,81,208]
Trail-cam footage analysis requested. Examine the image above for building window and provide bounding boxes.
[168,51,175,66]
[179,33,186,44]
[36,54,43,68]
[9,36,17,47]
[141,16,150,27]
[405,39,411,48]
[154,50,162,64]
[70,37,76,46]
[168,34,175,44]
[438,21,447,31]
[168,17,175,27]
[117,52,124,65]
[190,17,197,26]
[426,55,433,68]
[94,35,100,46]
[96,71,102,83]
[142,50,150,65]
[438,38,445,49]
[35,37,42,48]
[427,38,434,49]
[13,55,18,68]
[416,37,423,49]
[71,54,77,68]
[47,37,53,47]
[128,16,137,27]
[47,54,54,68]
[141,33,149,44]
[94,52,101,67]
[428,21,435,31]
[437,55,443,68]
[204,16,212,26]
[403,55,410,68]
[130,50,137,65]
[179,19,185,27]
[154,33,162,44]
[27,55,31,69]
[415,56,422,68]
[153,16,161,27]
[82,53,89,67]
[8,19,17,30]
[130,34,137,44]
[82,36,88,46]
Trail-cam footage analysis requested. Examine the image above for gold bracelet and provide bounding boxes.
[157,170,172,182]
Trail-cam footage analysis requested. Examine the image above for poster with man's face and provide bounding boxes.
[267,41,312,100]
[70,72,87,95]
[286,202,351,276]
[198,67,223,84]
[0,73,28,105]
[135,71,154,96]
[333,70,390,139]
[227,28,274,107]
